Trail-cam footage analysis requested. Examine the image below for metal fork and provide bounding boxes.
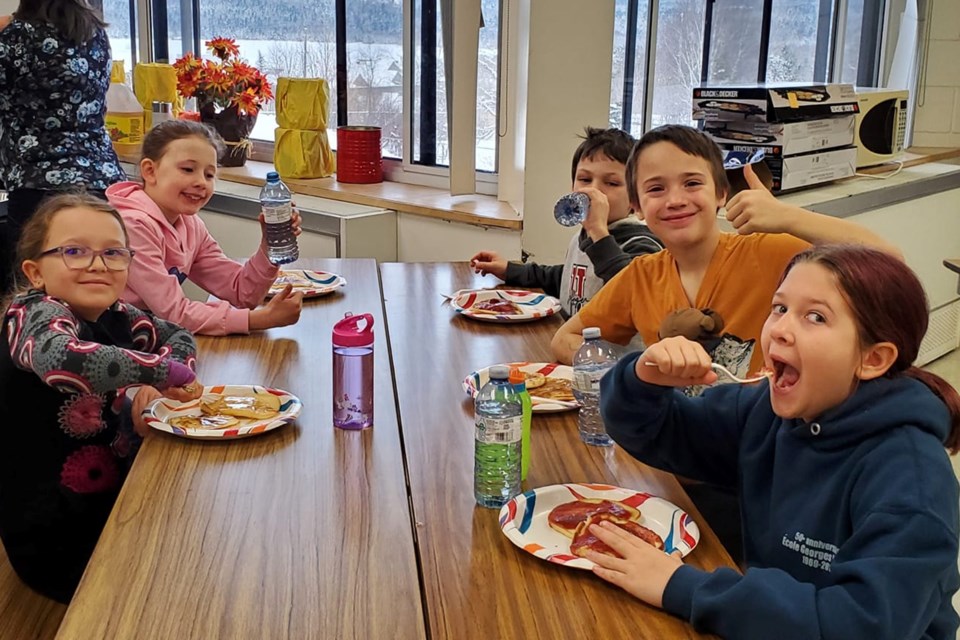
[643,361,771,384]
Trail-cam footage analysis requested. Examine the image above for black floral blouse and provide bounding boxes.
[0,20,124,191]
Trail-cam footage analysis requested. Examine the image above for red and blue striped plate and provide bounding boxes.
[269,269,346,298]
[143,384,302,440]
[498,482,700,570]
[450,289,561,323]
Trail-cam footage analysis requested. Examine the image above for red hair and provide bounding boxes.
[781,244,960,454]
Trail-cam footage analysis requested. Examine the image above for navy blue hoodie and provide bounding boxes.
[601,351,960,640]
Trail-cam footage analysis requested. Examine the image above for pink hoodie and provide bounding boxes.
[107,181,279,336]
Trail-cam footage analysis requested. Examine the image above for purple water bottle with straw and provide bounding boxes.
[333,312,374,429]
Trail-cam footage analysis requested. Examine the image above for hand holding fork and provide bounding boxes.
[635,336,771,387]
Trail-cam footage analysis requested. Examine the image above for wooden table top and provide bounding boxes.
[55,259,426,640]
[380,262,735,639]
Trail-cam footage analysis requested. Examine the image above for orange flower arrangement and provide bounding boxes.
[173,37,273,117]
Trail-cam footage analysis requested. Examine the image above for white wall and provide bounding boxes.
[0,0,16,14]
[499,0,615,266]
[912,0,960,146]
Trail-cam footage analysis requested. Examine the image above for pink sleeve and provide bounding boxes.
[123,215,253,336]
[187,223,279,312]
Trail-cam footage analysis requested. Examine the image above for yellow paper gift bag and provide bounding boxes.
[276,78,331,131]
[274,128,337,179]
[133,63,183,128]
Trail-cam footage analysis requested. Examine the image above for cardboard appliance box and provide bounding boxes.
[720,145,857,192]
[701,115,855,156]
[692,83,859,123]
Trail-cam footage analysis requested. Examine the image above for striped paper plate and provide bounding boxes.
[449,289,561,323]
[268,269,346,298]
[498,483,699,570]
[143,385,302,440]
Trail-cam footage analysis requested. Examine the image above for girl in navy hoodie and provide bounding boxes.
[595,244,960,639]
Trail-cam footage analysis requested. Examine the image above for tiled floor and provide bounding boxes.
[921,349,960,631]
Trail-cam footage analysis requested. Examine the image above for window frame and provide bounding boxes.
[615,0,890,135]
[137,0,500,193]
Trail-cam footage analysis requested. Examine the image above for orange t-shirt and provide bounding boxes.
[578,232,810,378]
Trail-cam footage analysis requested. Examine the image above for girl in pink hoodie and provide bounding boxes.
[106,120,303,336]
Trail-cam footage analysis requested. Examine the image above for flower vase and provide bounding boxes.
[200,104,257,167]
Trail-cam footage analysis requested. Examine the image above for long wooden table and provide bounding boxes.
[55,259,426,639]
[380,262,736,639]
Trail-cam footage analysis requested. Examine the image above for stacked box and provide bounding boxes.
[273,78,336,179]
[693,83,859,192]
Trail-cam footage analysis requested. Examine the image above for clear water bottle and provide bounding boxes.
[260,171,300,265]
[332,312,374,430]
[474,365,523,508]
[553,192,590,227]
[572,327,620,446]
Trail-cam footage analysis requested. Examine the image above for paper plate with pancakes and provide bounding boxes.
[268,269,346,299]
[143,384,302,439]
[498,483,700,570]
[449,289,561,323]
[463,362,578,413]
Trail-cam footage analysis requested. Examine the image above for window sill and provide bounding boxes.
[120,153,521,231]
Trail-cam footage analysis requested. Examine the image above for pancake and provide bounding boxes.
[527,378,574,403]
[523,371,546,390]
[547,498,641,538]
[169,414,240,430]
[200,393,281,420]
[570,513,664,558]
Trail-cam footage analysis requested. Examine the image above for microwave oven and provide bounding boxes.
[854,88,909,168]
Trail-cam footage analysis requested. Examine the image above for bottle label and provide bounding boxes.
[475,415,522,444]
[573,369,606,393]
[262,203,292,224]
[105,113,144,144]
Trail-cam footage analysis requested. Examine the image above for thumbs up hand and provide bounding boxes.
[724,164,796,236]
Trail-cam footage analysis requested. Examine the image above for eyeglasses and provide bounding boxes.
[38,245,135,271]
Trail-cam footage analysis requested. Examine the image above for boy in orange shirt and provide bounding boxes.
[551,125,901,380]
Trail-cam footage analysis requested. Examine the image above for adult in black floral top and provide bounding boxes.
[0,0,125,288]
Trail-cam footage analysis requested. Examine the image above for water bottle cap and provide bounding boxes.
[266,171,280,183]
[332,312,375,347]
[582,327,601,340]
[489,365,510,380]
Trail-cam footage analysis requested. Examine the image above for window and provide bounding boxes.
[102,0,138,85]
[147,0,501,178]
[611,0,887,135]
[411,0,500,172]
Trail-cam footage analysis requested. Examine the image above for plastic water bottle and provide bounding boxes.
[332,313,374,429]
[260,171,300,265]
[508,367,533,481]
[572,327,620,446]
[474,365,523,508]
[553,192,590,227]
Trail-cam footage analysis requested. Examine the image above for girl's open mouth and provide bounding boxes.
[771,359,800,391]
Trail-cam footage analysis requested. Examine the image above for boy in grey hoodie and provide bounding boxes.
[470,127,661,317]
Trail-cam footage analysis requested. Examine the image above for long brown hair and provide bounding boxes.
[141,119,225,162]
[781,245,960,454]
[14,0,107,44]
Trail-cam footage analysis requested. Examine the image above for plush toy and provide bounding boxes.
[658,308,725,342]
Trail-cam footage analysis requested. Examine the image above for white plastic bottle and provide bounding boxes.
[104,61,144,157]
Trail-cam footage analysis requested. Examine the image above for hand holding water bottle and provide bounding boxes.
[259,206,302,252]
[578,187,613,243]
[259,172,300,265]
